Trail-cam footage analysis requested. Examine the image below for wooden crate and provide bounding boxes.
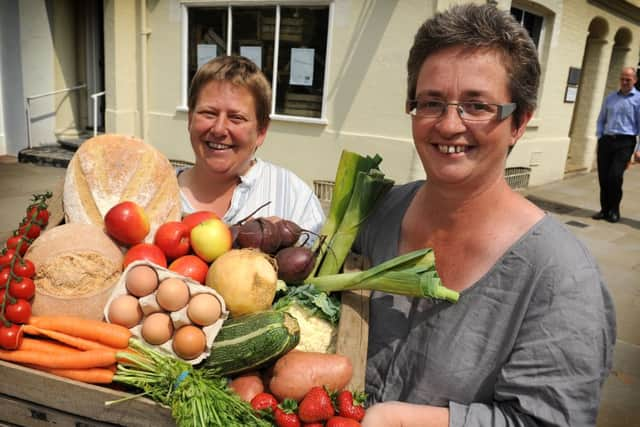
[0,290,369,426]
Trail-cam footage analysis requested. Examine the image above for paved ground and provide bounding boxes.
[0,157,638,425]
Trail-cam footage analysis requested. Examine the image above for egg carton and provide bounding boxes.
[103,260,228,365]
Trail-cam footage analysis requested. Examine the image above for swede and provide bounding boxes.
[205,249,278,317]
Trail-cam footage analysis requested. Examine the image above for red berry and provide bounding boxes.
[298,386,335,423]
[326,416,362,427]
[274,407,301,427]
[251,392,278,412]
[336,390,366,421]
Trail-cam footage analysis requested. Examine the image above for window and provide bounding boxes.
[183,3,332,122]
[511,7,543,47]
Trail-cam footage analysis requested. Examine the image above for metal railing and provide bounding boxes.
[90,91,106,136]
[25,84,86,149]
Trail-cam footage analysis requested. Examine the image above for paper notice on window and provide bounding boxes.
[240,46,262,69]
[197,44,217,69]
[290,48,314,86]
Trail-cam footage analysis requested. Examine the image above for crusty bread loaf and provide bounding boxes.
[63,134,181,243]
[25,223,124,320]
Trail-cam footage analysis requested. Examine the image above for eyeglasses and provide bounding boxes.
[407,99,517,122]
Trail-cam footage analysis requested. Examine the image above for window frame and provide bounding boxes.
[179,1,334,125]
[510,4,546,50]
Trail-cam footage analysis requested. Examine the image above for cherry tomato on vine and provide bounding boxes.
[12,259,35,278]
[18,223,41,239]
[0,267,11,285]
[5,299,31,324]
[26,205,49,226]
[0,288,6,305]
[0,323,23,350]
[0,249,16,269]
[9,277,35,300]
[6,235,29,256]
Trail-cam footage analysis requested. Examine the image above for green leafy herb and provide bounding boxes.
[273,283,341,325]
[109,338,270,427]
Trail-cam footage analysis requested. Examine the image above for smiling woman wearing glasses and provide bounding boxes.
[355,4,615,427]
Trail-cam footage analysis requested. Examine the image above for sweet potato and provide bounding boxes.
[268,351,353,401]
[229,370,265,402]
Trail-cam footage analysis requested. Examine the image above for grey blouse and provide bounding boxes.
[354,181,616,426]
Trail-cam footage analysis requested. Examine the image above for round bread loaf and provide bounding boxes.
[63,134,181,243]
[25,223,124,320]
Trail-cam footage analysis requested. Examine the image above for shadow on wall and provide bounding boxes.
[329,0,399,133]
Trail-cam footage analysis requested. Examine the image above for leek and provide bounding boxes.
[310,151,385,278]
[316,169,393,276]
[305,248,459,303]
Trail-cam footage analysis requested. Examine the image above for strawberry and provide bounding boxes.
[298,386,336,422]
[336,390,366,421]
[251,392,278,412]
[326,416,362,427]
[275,399,301,427]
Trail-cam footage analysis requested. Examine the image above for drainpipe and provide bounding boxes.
[140,0,150,142]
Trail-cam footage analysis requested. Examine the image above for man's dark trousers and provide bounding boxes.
[596,134,637,215]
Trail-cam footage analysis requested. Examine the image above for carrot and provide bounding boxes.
[0,348,117,369]
[27,365,115,384]
[28,316,131,349]
[23,325,119,351]
[19,337,81,354]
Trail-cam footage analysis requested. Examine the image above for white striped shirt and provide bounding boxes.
[179,158,325,235]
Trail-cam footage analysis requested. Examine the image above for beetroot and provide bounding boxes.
[275,246,316,284]
[235,218,282,255]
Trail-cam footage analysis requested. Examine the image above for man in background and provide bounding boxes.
[593,66,640,223]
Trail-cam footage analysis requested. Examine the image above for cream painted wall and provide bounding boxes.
[122,0,640,188]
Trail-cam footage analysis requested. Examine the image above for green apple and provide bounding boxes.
[190,218,233,262]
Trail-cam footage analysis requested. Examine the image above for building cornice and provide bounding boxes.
[588,0,640,25]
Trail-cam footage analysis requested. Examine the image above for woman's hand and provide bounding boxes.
[362,401,449,427]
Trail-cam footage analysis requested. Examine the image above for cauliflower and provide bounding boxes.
[284,303,338,353]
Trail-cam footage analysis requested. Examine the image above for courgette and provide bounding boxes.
[199,310,300,376]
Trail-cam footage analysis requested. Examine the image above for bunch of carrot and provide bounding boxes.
[0,315,132,384]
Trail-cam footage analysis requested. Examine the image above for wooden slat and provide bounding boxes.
[0,393,119,427]
[0,361,175,426]
[336,289,370,391]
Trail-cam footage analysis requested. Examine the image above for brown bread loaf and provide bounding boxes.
[63,134,181,243]
[25,223,124,319]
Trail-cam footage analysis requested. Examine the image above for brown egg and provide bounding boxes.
[126,265,159,297]
[172,325,206,360]
[156,278,190,312]
[141,312,174,345]
[187,293,222,327]
[108,294,143,328]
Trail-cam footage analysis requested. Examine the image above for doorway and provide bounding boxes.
[83,0,105,134]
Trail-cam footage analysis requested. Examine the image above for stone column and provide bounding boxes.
[103,0,139,136]
[567,37,612,172]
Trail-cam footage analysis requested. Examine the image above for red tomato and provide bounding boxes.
[0,267,11,285]
[12,259,35,278]
[26,205,49,226]
[18,223,41,239]
[0,249,16,269]
[0,323,23,350]
[9,277,35,300]
[154,221,191,260]
[168,255,209,284]
[123,243,167,269]
[0,288,6,305]
[6,235,28,256]
[5,299,31,324]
